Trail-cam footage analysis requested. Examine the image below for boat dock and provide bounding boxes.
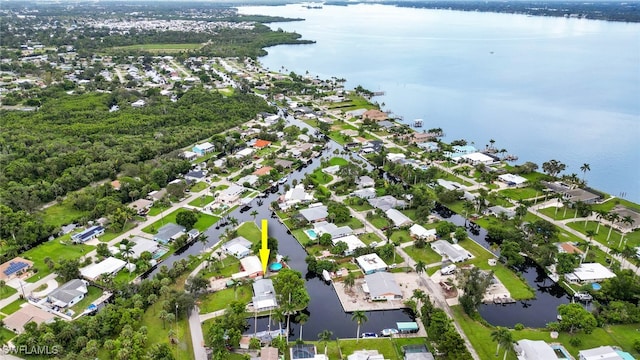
[491,296,516,305]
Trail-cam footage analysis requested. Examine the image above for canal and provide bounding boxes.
[148,116,414,340]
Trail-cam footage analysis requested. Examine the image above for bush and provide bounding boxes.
[569,336,582,347]
[514,323,524,331]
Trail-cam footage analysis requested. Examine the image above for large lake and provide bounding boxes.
[239,4,640,203]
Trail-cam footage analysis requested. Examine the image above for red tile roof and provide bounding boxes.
[253,166,273,176]
[254,139,272,148]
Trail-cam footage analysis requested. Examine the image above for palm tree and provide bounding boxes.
[159,310,169,329]
[499,330,514,360]
[580,163,591,183]
[43,256,55,270]
[415,260,427,276]
[318,330,333,356]
[296,313,309,341]
[595,210,607,233]
[0,280,5,296]
[343,272,356,293]
[228,216,239,228]
[351,310,368,342]
[606,212,620,243]
[198,234,208,253]
[412,289,427,317]
[490,326,511,357]
[250,210,259,223]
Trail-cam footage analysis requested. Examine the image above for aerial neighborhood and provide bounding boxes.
[0,2,639,360]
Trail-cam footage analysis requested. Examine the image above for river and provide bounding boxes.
[238,4,640,203]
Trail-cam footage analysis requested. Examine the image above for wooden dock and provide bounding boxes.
[492,297,516,305]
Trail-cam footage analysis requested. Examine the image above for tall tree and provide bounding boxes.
[580,163,591,182]
[491,327,512,357]
[415,260,427,276]
[296,312,309,341]
[351,310,368,342]
[318,330,333,356]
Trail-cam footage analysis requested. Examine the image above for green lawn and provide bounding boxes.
[197,285,252,314]
[0,285,17,300]
[147,203,171,216]
[498,187,541,201]
[69,286,103,315]
[389,229,412,243]
[328,157,349,166]
[0,327,16,345]
[99,222,137,242]
[338,338,400,359]
[41,201,89,228]
[237,221,262,244]
[539,205,580,221]
[368,215,390,229]
[345,197,374,211]
[450,305,516,360]
[114,43,202,52]
[339,217,364,230]
[359,232,383,246]
[22,237,94,282]
[459,239,535,300]
[566,220,640,251]
[140,299,194,360]
[0,298,26,315]
[190,182,209,192]
[142,208,220,234]
[199,256,241,279]
[310,168,334,185]
[188,195,215,208]
[404,245,443,265]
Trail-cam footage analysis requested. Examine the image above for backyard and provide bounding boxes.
[21,237,94,282]
[142,208,220,234]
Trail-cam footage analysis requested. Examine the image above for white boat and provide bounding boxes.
[322,269,331,282]
[380,328,399,337]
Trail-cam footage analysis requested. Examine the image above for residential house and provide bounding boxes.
[579,346,631,360]
[498,174,528,187]
[352,188,377,199]
[487,206,516,219]
[417,142,439,152]
[128,198,153,215]
[357,176,375,188]
[323,165,340,175]
[279,184,315,210]
[222,237,253,259]
[362,109,388,122]
[0,257,33,281]
[290,344,328,360]
[274,159,294,169]
[430,240,472,263]
[71,225,105,244]
[131,99,146,108]
[369,195,406,211]
[233,256,263,279]
[408,132,437,144]
[402,345,435,360]
[154,223,186,244]
[253,166,274,177]
[345,109,367,118]
[459,152,496,165]
[192,142,215,156]
[299,205,329,223]
[254,139,272,149]
[182,151,198,160]
[363,272,402,301]
[315,221,353,239]
[378,120,397,130]
[258,347,279,360]
[3,304,56,334]
[235,148,255,158]
[513,340,557,360]
[409,224,437,241]
[437,179,465,191]
[332,235,366,256]
[252,278,278,311]
[47,279,88,308]
[148,189,167,202]
[237,174,260,187]
[217,184,246,204]
[110,180,121,191]
[385,209,413,227]
[129,237,160,259]
[187,229,200,240]
[184,170,206,182]
[80,257,126,281]
[348,350,387,360]
[356,254,388,274]
[564,263,616,284]
[556,242,584,255]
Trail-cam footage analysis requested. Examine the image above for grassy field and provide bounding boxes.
[566,220,640,250]
[113,43,203,53]
[190,182,209,192]
[328,157,349,166]
[0,326,15,345]
[309,168,333,185]
[0,285,17,300]
[237,221,262,244]
[197,285,252,314]
[140,300,193,359]
[42,201,88,228]
[498,187,541,201]
[404,245,443,265]
[368,215,390,229]
[0,298,26,315]
[459,239,535,300]
[339,217,364,230]
[22,237,94,282]
[389,229,411,243]
[188,195,215,208]
[142,208,219,234]
[360,232,383,246]
[338,338,400,359]
[69,286,103,315]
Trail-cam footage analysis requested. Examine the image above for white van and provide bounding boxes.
[440,264,457,275]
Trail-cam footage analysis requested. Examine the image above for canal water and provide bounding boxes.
[148,116,413,340]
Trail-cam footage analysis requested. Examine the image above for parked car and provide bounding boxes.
[440,264,457,275]
[278,177,288,185]
[574,292,593,301]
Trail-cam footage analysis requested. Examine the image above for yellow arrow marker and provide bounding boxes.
[259,219,270,274]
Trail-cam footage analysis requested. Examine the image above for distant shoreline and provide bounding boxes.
[323,0,640,23]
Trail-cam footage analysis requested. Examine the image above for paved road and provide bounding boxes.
[188,306,208,360]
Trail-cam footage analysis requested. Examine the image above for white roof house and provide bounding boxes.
[460,152,495,165]
[129,237,160,259]
[235,148,255,158]
[314,221,353,239]
[385,208,413,227]
[514,340,557,360]
[409,224,437,241]
[237,174,259,187]
[564,263,616,284]
[237,256,263,278]
[323,165,340,175]
[430,240,472,263]
[47,279,88,308]
[80,257,126,281]
[217,184,246,204]
[357,176,375,188]
[332,235,366,256]
[252,278,278,311]
[222,237,253,259]
[578,346,625,360]
[352,188,376,199]
[498,174,528,186]
[280,184,315,209]
[182,151,198,160]
[363,272,403,301]
[356,254,388,274]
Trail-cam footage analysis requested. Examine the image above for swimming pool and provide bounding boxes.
[551,345,571,359]
[269,262,283,272]
[304,229,318,240]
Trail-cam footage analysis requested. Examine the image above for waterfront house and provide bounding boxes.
[513,339,557,360]
[385,208,413,227]
[348,350,387,360]
[363,272,402,301]
[274,159,294,169]
[564,263,616,284]
[222,236,253,259]
[299,205,329,223]
[217,184,246,204]
[279,184,315,210]
[498,173,528,187]
[356,254,388,274]
[332,235,366,256]
[357,176,375,188]
[129,236,160,259]
[234,256,263,279]
[362,109,388,122]
[80,257,126,281]
[290,344,328,360]
[579,346,631,360]
[153,223,186,244]
[402,344,435,360]
[368,195,406,211]
[252,278,278,311]
[409,224,437,241]
[253,166,274,177]
[430,240,472,263]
